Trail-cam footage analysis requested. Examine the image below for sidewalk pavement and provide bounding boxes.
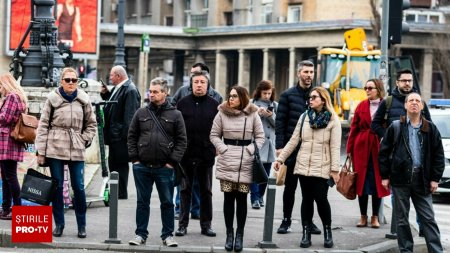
[0,164,429,252]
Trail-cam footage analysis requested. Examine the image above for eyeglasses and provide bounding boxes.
[398,79,413,83]
[229,94,239,100]
[309,95,320,100]
[63,78,78,84]
[364,86,376,91]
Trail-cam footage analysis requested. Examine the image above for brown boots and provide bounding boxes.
[356,215,379,228]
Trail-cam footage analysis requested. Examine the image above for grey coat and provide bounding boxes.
[210,102,265,184]
[253,99,277,163]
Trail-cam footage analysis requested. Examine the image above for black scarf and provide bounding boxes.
[59,87,77,103]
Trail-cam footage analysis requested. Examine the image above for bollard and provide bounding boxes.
[258,177,277,248]
[385,195,398,239]
[105,172,121,244]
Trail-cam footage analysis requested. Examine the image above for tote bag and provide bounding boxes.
[21,168,57,205]
[336,156,357,200]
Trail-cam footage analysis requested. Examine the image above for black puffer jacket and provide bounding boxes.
[275,84,311,149]
[127,101,187,167]
[378,116,445,190]
[371,87,431,139]
[177,94,219,167]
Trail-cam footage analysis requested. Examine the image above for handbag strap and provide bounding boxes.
[147,107,173,147]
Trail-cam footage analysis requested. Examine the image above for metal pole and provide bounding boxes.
[258,177,277,248]
[114,0,126,67]
[105,172,121,244]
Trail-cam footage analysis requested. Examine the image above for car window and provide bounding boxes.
[432,115,450,139]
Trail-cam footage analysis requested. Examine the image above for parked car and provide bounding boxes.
[429,99,450,196]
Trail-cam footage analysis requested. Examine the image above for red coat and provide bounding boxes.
[346,99,390,198]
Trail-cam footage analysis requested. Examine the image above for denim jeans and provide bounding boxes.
[48,158,86,228]
[0,160,21,211]
[250,163,272,202]
[133,163,174,240]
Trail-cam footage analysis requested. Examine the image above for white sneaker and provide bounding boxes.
[163,236,178,247]
[129,235,146,245]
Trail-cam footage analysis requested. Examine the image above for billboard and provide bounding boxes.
[7,0,100,59]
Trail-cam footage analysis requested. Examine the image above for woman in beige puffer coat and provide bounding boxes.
[274,87,341,249]
[210,86,264,252]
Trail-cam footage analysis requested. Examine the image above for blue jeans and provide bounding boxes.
[133,163,174,240]
[49,159,86,228]
[175,175,200,215]
[250,163,272,202]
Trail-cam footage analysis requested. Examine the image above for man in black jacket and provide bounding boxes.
[379,93,444,253]
[174,70,219,238]
[101,65,141,199]
[127,77,187,247]
[275,60,320,235]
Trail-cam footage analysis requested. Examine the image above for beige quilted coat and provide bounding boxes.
[277,112,342,179]
[35,88,97,161]
[210,102,265,184]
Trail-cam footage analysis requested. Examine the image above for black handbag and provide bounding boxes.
[252,142,268,184]
[20,168,57,205]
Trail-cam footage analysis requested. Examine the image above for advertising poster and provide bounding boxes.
[8,0,99,56]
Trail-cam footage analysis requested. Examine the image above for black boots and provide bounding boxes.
[224,229,234,251]
[78,226,87,238]
[300,223,311,248]
[324,225,334,248]
[52,225,64,237]
[234,231,244,252]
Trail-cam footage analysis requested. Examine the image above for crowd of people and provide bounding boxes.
[0,61,446,252]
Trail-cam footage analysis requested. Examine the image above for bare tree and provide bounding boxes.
[432,33,450,97]
[370,0,381,48]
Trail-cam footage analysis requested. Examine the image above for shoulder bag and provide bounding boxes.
[147,108,186,186]
[336,155,357,200]
[11,108,39,144]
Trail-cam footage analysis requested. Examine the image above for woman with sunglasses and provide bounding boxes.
[0,73,28,220]
[210,86,265,252]
[346,79,390,229]
[274,86,341,249]
[36,67,97,238]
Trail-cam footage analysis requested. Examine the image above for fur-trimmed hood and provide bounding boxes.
[48,88,90,107]
[218,102,258,116]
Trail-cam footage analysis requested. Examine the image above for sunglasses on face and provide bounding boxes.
[309,95,320,100]
[63,78,78,84]
[229,94,239,99]
[364,86,376,91]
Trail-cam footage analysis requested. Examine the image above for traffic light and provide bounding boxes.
[78,64,85,78]
[389,0,410,45]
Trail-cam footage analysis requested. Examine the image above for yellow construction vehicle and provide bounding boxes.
[317,28,381,127]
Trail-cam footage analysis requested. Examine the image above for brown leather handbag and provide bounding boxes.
[11,112,39,144]
[336,155,357,200]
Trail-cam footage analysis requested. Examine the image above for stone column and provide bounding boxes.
[173,0,185,26]
[138,52,149,104]
[215,50,228,98]
[421,49,433,102]
[289,47,296,87]
[238,49,250,90]
[263,48,269,80]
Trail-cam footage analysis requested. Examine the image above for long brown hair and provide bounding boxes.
[253,80,275,101]
[310,86,335,116]
[0,73,28,104]
[366,78,385,98]
[228,85,250,110]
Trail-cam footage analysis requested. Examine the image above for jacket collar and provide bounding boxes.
[48,88,90,107]
[400,115,430,133]
[218,101,258,116]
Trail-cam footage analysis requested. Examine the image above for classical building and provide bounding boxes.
[1,0,449,99]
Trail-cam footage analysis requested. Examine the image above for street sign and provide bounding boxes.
[141,34,150,53]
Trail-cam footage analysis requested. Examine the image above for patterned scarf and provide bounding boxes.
[307,107,332,129]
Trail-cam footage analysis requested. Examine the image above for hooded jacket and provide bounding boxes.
[210,102,265,184]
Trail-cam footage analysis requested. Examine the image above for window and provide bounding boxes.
[287,4,302,23]
[191,14,208,27]
[142,0,152,16]
[165,16,173,26]
[185,0,191,10]
[260,4,272,24]
[224,11,233,26]
[204,0,209,9]
[126,0,137,18]
[404,10,445,23]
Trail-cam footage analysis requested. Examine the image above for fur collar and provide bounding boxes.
[218,101,258,116]
[48,88,90,107]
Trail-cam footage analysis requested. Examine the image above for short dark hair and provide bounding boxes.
[396,69,413,80]
[228,86,250,110]
[192,62,210,73]
[297,60,314,72]
[253,80,275,101]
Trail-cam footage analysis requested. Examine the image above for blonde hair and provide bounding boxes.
[311,86,335,116]
[0,73,28,104]
[59,67,78,83]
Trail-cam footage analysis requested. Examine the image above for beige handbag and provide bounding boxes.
[273,164,287,186]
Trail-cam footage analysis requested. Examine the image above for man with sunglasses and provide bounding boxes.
[100,65,141,200]
[275,60,321,235]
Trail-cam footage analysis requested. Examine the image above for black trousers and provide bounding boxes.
[223,191,247,233]
[282,162,300,219]
[392,172,443,253]
[107,140,130,199]
[179,162,213,229]
[299,175,332,226]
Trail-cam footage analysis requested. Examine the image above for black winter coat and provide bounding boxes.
[177,94,219,167]
[378,116,445,190]
[371,87,431,139]
[275,84,312,149]
[127,101,187,167]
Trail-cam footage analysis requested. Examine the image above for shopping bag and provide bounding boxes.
[273,164,287,186]
[252,142,268,184]
[336,156,357,200]
[20,168,57,206]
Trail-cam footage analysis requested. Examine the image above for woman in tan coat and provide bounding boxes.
[274,87,341,249]
[36,67,96,239]
[210,86,265,252]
